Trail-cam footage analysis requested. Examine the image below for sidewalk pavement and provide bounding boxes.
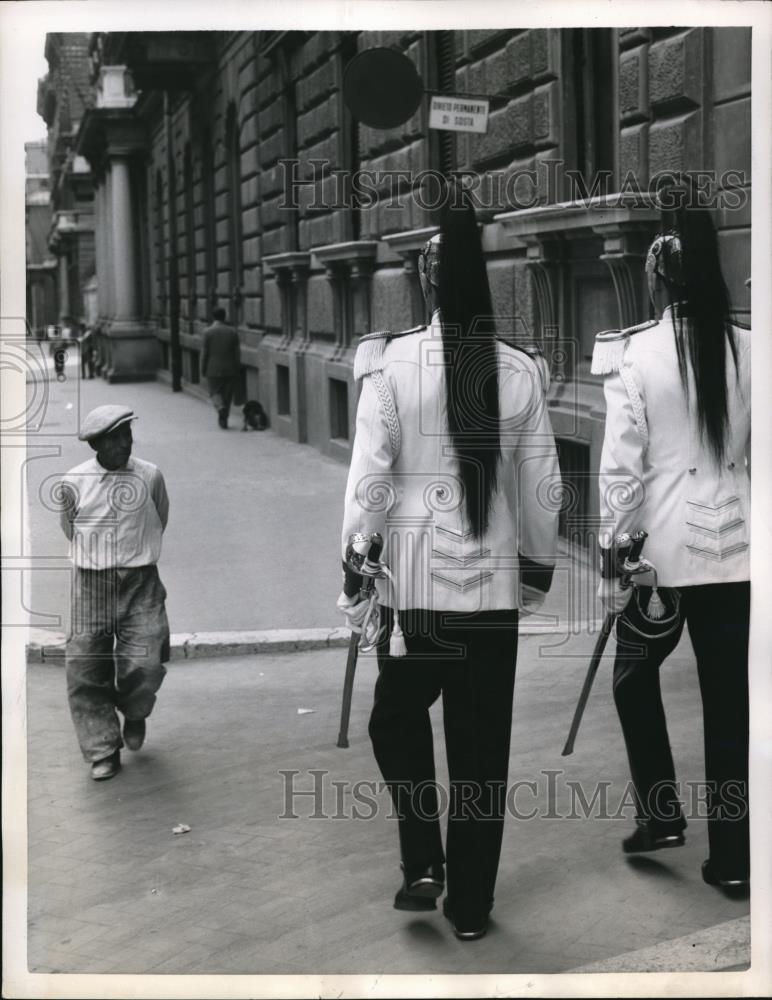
[26,627,750,976]
[22,354,750,979]
[25,354,596,650]
[25,354,351,638]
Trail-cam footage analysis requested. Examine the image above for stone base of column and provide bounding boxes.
[101,320,161,382]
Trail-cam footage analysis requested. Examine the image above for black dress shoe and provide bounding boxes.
[622,820,685,854]
[91,750,121,781]
[393,863,445,911]
[218,409,228,429]
[442,897,491,941]
[701,859,749,889]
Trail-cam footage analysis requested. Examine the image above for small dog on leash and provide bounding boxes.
[242,400,269,431]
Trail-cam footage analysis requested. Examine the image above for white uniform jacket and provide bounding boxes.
[595,309,751,587]
[341,316,561,612]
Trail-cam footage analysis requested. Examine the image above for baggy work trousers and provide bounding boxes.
[370,607,519,927]
[613,581,750,876]
[207,376,238,417]
[66,565,170,763]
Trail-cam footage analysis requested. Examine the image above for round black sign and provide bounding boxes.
[343,47,424,129]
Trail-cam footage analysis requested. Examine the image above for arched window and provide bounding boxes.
[225,104,243,298]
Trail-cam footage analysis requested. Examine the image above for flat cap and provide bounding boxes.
[78,404,136,442]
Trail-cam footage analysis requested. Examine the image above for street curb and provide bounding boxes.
[568,915,749,974]
[25,619,605,663]
[26,627,352,663]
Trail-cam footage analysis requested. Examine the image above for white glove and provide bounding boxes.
[520,584,546,616]
[336,590,370,633]
[597,577,633,614]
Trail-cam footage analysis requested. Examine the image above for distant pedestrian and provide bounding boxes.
[53,342,67,380]
[59,405,170,781]
[201,307,241,429]
[79,324,95,379]
[52,319,68,379]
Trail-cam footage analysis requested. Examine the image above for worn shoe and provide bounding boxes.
[701,859,749,890]
[91,750,121,781]
[217,409,228,429]
[623,821,685,854]
[442,897,491,941]
[123,717,146,751]
[393,863,445,911]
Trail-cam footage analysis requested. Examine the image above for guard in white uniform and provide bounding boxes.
[338,192,560,938]
[595,210,750,888]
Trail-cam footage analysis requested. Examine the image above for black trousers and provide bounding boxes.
[81,347,94,379]
[613,581,750,875]
[370,607,518,925]
[207,376,237,417]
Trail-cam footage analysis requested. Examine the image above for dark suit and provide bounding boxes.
[201,321,241,418]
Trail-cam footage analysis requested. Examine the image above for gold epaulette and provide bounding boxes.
[590,319,657,375]
[353,325,427,380]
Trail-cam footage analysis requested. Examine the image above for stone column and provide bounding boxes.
[402,251,426,328]
[104,166,115,319]
[99,154,159,381]
[291,261,310,343]
[95,181,107,319]
[110,156,138,321]
[594,224,653,329]
[58,253,70,322]
[349,258,375,339]
[77,75,159,381]
[324,263,347,349]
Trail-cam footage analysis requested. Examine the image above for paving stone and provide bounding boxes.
[26,627,750,975]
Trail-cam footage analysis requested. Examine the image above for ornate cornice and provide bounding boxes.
[495,194,659,238]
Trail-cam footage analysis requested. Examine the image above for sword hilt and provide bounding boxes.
[627,530,647,565]
[342,532,384,598]
[362,534,383,578]
[621,530,648,585]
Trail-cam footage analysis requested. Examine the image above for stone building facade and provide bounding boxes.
[25,141,58,336]
[37,33,96,330]
[63,28,750,540]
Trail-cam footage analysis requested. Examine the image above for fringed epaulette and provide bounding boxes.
[590,319,657,375]
[353,324,426,381]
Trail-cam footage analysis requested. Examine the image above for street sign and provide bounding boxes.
[343,47,423,129]
[429,95,490,134]
[341,48,495,133]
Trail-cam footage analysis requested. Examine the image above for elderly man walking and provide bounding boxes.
[59,405,170,781]
[201,307,241,429]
